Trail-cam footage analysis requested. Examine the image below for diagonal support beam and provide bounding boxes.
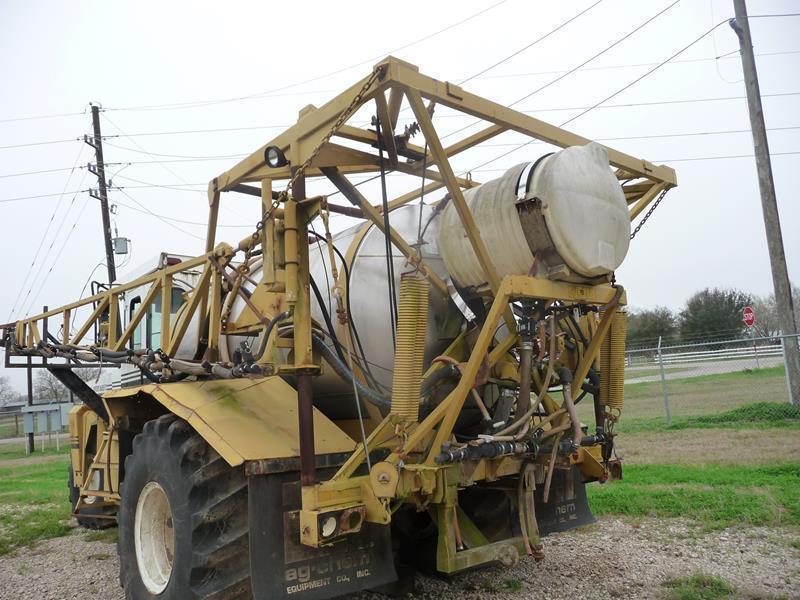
[321,167,448,297]
[406,89,515,330]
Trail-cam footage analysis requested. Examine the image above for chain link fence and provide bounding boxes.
[623,333,798,426]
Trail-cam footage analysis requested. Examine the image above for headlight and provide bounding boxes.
[265,145,288,168]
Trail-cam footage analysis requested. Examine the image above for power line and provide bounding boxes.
[0,137,79,150]
[16,170,89,318]
[24,189,92,317]
[103,140,248,160]
[0,165,87,180]
[470,49,800,81]
[0,110,86,125]
[103,0,512,112]
[114,189,204,240]
[443,0,682,141]
[467,19,733,173]
[114,199,251,228]
[6,144,86,321]
[109,173,206,191]
[466,151,800,173]
[652,151,800,163]
[560,20,730,128]
[477,125,800,146]
[459,0,606,84]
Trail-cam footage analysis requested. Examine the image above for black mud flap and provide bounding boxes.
[249,470,397,600]
[534,465,595,536]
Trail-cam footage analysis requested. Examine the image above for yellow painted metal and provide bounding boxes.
[390,274,430,422]
[111,281,160,352]
[629,181,669,221]
[161,272,172,348]
[165,264,213,356]
[103,378,356,467]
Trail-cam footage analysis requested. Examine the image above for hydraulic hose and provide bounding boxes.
[312,334,391,411]
[557,366,583,448]
[254,310,291,362]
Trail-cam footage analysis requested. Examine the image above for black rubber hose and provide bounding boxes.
[309,275,348,365]
[253,310,291,362]
[312,334,391,411]
[307,230,382,391]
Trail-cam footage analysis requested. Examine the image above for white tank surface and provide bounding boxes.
[437,142,629,287]
[226,205,461,397]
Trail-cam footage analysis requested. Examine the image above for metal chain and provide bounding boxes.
[630,187,669,240]
[220,65,385,327]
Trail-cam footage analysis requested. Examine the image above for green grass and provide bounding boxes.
[0,458,72,555]
[662,573,735,600]
[0,442,69,461]
[573,365,792,426]
[617,401,800,433]
[588,463,800,529]
[624,367,687,380]
[85,527,118,544]
[502,578,524,592]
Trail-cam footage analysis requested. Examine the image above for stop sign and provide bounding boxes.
[743,306,756,327]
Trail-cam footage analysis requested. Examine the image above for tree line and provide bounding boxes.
[627,285,800,348]
[0,369,100,407]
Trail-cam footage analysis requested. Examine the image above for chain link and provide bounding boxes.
[220,66,385,328]
[630,187,669,241]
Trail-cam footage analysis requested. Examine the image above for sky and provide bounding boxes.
[0,0,798,390]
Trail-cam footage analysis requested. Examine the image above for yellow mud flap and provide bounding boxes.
[103,377,356,465]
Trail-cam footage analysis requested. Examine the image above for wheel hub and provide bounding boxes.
[134,481,175,594]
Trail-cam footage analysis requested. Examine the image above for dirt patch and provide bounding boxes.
[0,518,796,599]
[616,428,798,465]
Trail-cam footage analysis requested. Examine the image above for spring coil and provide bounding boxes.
[391,274,430,421]
[599,311,627,411]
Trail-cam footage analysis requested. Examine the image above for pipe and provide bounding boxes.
[297,373,316,486]
[492,316,557,439]
[516,342,533,423]
[432,355,491,421]
[557,367,583,447]
[542,432,563,503]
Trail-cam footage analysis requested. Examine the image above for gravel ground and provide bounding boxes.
[0,517,797,600]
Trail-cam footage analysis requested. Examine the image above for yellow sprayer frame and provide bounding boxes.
[7,56,676,569]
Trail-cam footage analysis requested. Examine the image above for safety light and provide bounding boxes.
[320,516,338,538]
[265,145,288,168]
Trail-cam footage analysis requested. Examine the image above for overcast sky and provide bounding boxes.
[1,0,798,390]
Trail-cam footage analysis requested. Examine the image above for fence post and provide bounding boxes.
[751,328,760,369]
[782,335,793,403]
[657,335,672,426]
[15,413,20,437]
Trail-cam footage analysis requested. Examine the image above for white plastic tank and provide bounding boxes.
[437,142,629,287]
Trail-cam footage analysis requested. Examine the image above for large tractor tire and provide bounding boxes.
[118,414,251,599]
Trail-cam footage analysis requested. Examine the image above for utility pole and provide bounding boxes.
[731,0,800,406]
[84,104,117,285]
